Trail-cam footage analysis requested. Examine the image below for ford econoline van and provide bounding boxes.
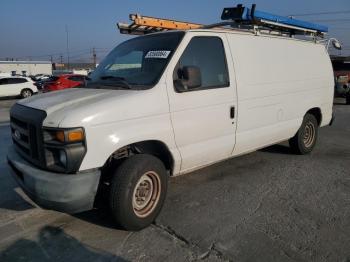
[7,22,335,230]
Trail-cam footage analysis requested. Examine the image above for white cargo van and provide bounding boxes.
[7,7,336,230]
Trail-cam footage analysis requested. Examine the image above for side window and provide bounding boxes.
[68,76,85,82]
[0,78,9,85]
[174,36,229,91]
[8,78,27,84]
[18,78,27,83]
[77,76,86,82]
[68,76,78,81]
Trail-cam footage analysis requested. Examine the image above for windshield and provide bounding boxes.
[87,32,185,90]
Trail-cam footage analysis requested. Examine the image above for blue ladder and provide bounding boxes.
[221,4,328,36]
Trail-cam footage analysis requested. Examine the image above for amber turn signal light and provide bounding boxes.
[67,130,84,142]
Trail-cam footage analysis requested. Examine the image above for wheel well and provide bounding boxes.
[105,140,174,175]
[95,141,174,208]
[132,140,174,174]
[306,108,322,126]
[21,88,33,93]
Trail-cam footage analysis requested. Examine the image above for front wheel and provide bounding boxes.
[109,154,168,231]
[289,113,318,155]
[20,89,33,98]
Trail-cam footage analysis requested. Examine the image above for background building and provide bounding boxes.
[52,62,96,75]
[0,61,52,76]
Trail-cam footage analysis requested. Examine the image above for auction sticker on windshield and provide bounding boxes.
[145,50,171,59]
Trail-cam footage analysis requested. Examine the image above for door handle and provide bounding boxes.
[230,106,235,119]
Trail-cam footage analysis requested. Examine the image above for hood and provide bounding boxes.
[17,87,168,128]
[19,88,114,114]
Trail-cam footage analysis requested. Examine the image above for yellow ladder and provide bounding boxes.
[118,14,203,35]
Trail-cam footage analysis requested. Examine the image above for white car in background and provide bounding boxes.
[0,77,38,98]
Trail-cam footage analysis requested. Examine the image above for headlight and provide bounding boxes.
[44,128,85,143]
[42,127,87,173]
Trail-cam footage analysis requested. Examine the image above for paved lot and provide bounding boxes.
[0,99,15,125]
[0,98,349,262]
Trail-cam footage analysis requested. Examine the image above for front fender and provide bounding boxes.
[79,114,182,175]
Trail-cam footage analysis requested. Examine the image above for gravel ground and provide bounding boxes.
[0,97,349,262]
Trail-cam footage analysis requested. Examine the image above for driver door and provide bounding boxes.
[166,33,238,173]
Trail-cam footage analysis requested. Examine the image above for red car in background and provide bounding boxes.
[43,74,87,92]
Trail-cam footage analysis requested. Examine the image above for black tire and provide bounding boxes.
[289,113,318,155]
[109,154,168,231]
[21,89,33,98]
[346,93,350,105]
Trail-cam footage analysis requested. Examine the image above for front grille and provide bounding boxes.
[11,117,38,160]
[10,104,47,168]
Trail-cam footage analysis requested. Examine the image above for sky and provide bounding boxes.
[0,0,349,63]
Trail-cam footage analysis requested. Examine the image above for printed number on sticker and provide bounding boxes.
[145,51,171,59]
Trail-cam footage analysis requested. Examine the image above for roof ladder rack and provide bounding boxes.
[117,4,328,39]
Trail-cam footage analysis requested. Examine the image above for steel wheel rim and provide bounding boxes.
[303,121,315,148]
[23,90,31,97]
[132,171,161,218]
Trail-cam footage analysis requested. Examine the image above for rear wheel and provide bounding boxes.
[109,154,168,231]
[289,113,318,155]
[20,89,33,98]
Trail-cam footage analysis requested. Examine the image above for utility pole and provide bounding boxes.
[50,55,53,63]
[92,47,97,68]
[65,25,70,70]
[60,54,63,64]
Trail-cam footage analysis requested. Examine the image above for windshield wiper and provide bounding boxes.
[100,76,125,81]
[99,76,131,89]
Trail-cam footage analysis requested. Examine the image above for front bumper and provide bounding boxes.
[7,146,101,214]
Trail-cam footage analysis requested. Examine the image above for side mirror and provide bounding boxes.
[174,66,202,92]
[332,40,342,50]
[327,38,342,51]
